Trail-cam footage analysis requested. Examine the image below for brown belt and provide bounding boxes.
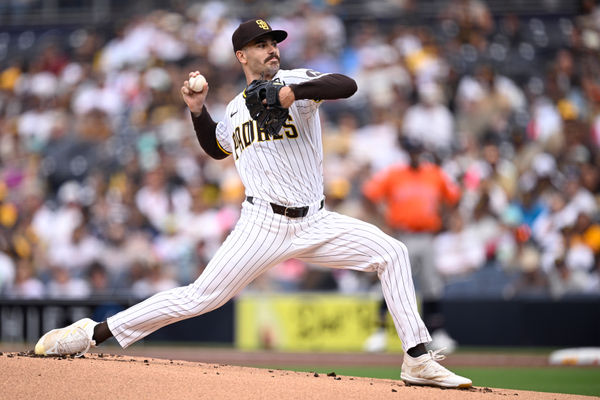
[246,196,324,218]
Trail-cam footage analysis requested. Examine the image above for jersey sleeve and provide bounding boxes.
[282,69,329,112]
[215,118,233,155]
[283,68,330,85]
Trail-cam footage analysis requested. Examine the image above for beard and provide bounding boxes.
[263,57,280,78]
[247,55,280,80]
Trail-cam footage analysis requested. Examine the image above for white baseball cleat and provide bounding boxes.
[401,348,472,388]
[34,318,97,357]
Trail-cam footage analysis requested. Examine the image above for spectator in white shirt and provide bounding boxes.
[402,82,455,155]
[9,260,45,299]
[434,210,486,276]
[46,266,91,299]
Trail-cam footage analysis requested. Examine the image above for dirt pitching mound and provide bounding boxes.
[0,352,592,400]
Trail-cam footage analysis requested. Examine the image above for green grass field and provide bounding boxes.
[262,365,600,397]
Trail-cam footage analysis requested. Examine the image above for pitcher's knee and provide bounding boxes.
[185,287,232,316]
[393,239,409,257]
[378,239,411,273]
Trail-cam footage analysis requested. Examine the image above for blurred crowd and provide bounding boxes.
[0,0,599,300]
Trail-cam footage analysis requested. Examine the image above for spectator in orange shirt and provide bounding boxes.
[362,136,461,354]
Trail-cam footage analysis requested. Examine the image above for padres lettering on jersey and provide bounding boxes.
[232,116,299,159]
[215,69,325,207]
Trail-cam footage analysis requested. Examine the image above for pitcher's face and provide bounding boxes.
[238,35,280,80]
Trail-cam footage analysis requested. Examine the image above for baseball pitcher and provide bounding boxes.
[34,18,471,389]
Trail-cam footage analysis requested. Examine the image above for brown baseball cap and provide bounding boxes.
[232,19,288,52]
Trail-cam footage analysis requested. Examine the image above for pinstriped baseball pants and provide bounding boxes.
[107,198,431,351]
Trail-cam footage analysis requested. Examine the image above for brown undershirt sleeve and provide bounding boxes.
[190,106,230,160]
[288,73,357,101]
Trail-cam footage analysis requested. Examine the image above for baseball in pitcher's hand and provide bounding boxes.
[181,71,209,116]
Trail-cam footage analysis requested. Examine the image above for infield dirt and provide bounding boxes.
[0,351,595,400]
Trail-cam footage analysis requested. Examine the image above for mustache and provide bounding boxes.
[265,55,280,63]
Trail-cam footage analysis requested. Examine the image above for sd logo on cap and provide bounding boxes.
[232,18,288,52]
[256,19,269,30]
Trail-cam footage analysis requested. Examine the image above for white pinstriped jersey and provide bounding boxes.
[215,68,325,206]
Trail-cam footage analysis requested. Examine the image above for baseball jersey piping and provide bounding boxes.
[216,140,231,155]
